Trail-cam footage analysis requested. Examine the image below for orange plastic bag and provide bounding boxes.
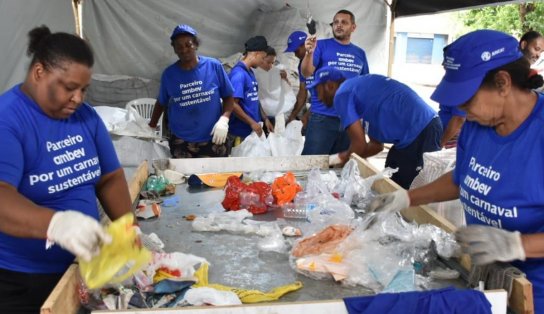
[272,172,302,206]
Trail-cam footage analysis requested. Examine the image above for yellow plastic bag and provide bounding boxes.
[79,214,151,289]
[193,263,303,303]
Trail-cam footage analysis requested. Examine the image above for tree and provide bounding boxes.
[458,2,544,38]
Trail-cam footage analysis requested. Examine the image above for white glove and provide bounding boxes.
[368,190,410,214]
[210,116,229,145]
[455,225,526,265]
[46,210,111,262]
[328,153,343,166]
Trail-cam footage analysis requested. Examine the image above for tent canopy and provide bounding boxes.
[394,0,513,17]
[0,0,517,93]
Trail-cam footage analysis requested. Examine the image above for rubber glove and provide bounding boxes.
[455,225,526,265]
[328,153,343,166]
[367,190,410,213]
[210,116,229,145]
[47,210,111,262]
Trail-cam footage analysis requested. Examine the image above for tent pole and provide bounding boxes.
[384,0,397,77]
[72,0,83,38]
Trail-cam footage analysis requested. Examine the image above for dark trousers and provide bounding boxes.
[385,117,443,189]
[0,268,63,314]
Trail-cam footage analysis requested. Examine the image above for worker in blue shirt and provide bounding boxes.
[284,30,313,129]
[149,24,235,158]
[226,36,274,151]
[0,25,134,313]
[307,67,441,189]
[368,30,544,313]
[300,9,369,156]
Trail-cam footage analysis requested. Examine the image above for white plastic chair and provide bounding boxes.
[126,98,163,138]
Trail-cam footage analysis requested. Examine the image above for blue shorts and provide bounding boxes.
[385,116,442,189]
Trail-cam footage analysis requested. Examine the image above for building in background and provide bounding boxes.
[391,12,466,109]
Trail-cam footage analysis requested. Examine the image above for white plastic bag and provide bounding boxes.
[230,132,272,157]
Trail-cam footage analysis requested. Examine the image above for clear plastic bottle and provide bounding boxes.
[294,192,317,214]
[282,202,307,219]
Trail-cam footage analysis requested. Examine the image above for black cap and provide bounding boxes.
[245,36,269,52]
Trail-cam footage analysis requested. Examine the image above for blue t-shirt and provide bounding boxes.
[158,56,234,142]
[453,94,544,311]
[310,38,369,117]
[438,104,466,131]
[0,85,121,273]
[228,61,262,137]
[333,74,437,148]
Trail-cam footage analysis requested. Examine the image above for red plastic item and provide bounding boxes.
[221,176,272,214]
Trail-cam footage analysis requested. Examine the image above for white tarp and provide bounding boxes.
[0,0,75,93]
[1,0,387,93]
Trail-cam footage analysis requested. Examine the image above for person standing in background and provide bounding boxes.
[519,30,544,65]
[226,36,274,151]
[284,30,313,131]
[149,24,235,158]
[301,9,369,156]
[0,25,134,313]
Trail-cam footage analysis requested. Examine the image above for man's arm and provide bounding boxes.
[260,104,274,133]
[301,36,317,77]
[287,81,308,124]
[440,116,465,147]
[221,96,235,118]
[338,121,384,162]
[148,100,164,128]
[232,98,263,136]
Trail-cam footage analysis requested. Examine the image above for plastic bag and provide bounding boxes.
[271,172,302,205]
[230,131,271,157]
[268,120,304,156]
[79,214,152,289]
[221,176,272,214]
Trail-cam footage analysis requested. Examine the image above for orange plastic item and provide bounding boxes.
[272,172,302,206]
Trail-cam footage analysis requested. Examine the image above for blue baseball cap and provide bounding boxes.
[307,66,346,89]
[285,31,307,52]
[431,29,524,107]
[170,24,197,40]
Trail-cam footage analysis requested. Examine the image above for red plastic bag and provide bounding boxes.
[221,176,272,214]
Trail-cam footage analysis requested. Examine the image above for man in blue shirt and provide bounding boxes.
[308,67,441,189]
[284,31,313,128]
[149,24,235,158]
[300,10,370,156]
[368,30,544,312]
[226,36,274,151]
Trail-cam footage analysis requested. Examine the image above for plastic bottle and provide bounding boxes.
[282,202,307,219]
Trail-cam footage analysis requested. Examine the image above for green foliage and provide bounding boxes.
[458,3,544,38]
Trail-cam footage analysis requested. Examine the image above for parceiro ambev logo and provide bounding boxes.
[481,51,491,61]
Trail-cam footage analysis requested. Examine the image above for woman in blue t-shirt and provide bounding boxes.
[0,26,134,313]
[369,30,544,313]
[149,24,236,158]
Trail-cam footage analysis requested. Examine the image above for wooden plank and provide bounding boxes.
[128,160,149,204]
[40,264,79,314]
[352,154,534,314]
[169,155,328,174]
